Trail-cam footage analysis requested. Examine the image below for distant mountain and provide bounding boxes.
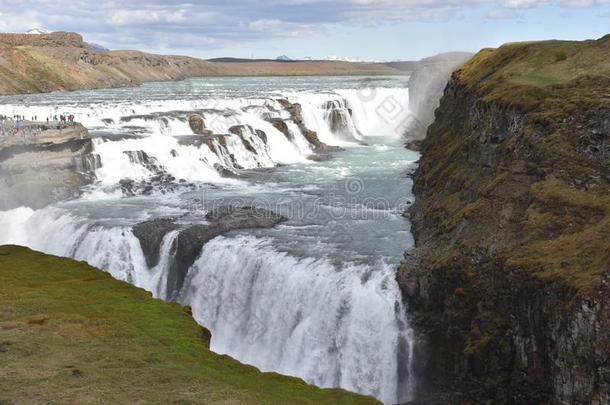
[303,55,385,63]
[25,27,52,34]
[325,55,358,62]
[276,55,292,61]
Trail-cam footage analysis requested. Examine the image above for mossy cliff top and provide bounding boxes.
[0,245,378,405]
[456,34,610,111]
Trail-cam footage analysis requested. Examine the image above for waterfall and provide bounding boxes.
[0,86,411,190]
[0,206,416,404]
[180,235,414,404]
[0,79,416,403]
[335,88,411,138]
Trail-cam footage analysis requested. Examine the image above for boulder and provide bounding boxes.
[188,114,207,135]
[268,118,292,140]
[132,218,178,268]
[132,206,287,300]
[228,125,260,154]
[276,99,342,154]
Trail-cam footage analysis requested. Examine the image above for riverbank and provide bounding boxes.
[0,244,378,404]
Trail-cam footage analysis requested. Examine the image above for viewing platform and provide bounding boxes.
[0,121,89,150]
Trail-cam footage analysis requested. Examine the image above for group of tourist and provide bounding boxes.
[0,113,77,138]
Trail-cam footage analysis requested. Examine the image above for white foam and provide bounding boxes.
[180,235,415,404]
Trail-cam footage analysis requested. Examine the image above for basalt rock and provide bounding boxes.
[277,99,342,154]
[132,207,287,301]
[405,139,423,152]
[167,207,287,299]
[398,37,610,404]
[268,118,292,140]
[132,218,178,268]
[188,114,208,135]
[323,100,349,135]
[228,124,267,153]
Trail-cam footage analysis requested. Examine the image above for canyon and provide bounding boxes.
[0,31,608,405]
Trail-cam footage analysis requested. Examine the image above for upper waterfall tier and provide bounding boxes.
[0,76,411,193]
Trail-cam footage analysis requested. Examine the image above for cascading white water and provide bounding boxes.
[0,77,416,404]
[0,205,414,404]
[0,207,150,288]
[0,86,410,189]
[179,236,414,404]
[288,87,411,144]
[335,88,411,138]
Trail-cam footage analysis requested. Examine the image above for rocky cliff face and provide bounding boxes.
[0,124,99,209]
[399,36,609,404]
[0,31,86,47]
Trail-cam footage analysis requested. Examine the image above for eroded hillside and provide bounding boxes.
[0,32,401,95]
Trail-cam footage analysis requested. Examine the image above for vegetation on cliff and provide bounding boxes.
[0,245,378,404]
[400,35,609,403]
[415,34,609,291]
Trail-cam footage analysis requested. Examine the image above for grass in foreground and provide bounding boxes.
[0,245,378,405]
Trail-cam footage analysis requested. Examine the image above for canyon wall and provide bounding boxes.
[399,35,609,403]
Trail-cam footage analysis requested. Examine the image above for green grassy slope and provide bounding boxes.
[0,245,378,405]
[457,34,610,112]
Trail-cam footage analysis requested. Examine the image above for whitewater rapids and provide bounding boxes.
[0,76,416,404]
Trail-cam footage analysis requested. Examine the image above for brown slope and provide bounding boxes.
[0,31,402,95]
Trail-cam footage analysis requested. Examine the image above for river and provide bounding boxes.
[0,75,418,404]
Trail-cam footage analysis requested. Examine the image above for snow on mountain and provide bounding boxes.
[25,28,52,34]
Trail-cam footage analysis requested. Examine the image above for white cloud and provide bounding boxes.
[560,0,610,7]
[502,0,551,8]
[248,19,320,37]
[0,0,606,54]
[108,9,189,26]
[486,7,521,17]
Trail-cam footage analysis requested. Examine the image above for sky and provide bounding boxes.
[0,0,608,61]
